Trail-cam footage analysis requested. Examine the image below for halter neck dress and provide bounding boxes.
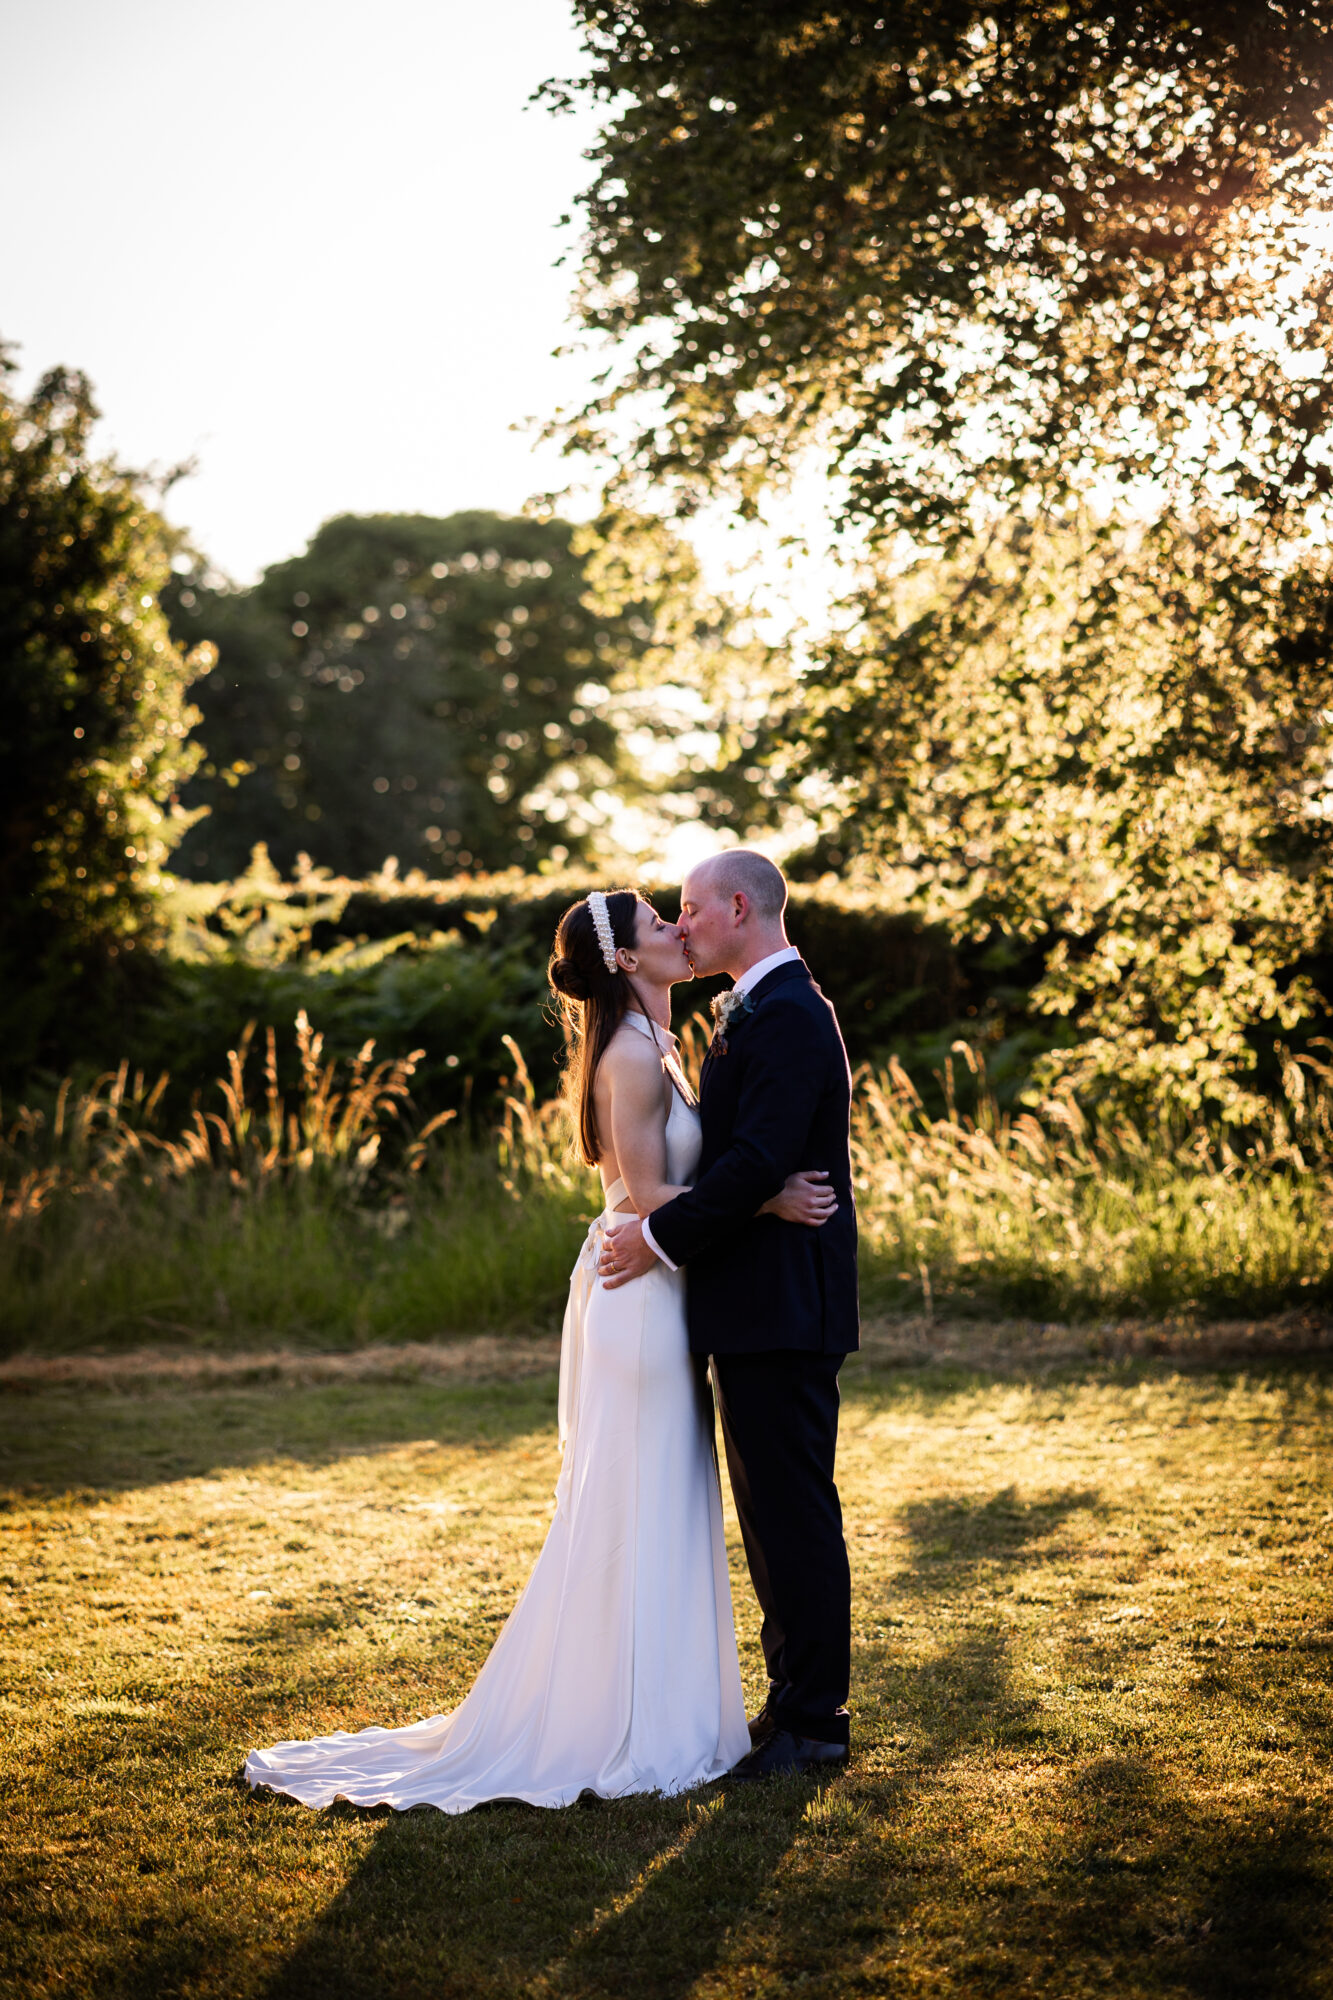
[245,1008,748,1810]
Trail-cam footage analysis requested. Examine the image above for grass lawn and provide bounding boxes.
[2,1323,1331,1999]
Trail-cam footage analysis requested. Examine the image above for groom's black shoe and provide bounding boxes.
[728,1729,849,1783]
[747,1702,777,1747]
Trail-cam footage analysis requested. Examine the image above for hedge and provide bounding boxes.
[22,857,1328,1126]
[324,869,969,1055]
[24,861,1043,1123]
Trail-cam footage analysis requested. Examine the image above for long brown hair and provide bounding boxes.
[548,890,640,1166]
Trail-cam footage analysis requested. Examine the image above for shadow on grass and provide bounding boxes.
[889,1484,1102,1594]
[7,1343,1330,1505]
[17,1362,1333,1996]
[239,1623,1029,2000]
[847,1341,1333,1405]
[0,1375,559,1500]
[253,1784,816,2000]
[1180,1797,1332,2000]
[1043,1756,1332,2000]
[34,1582,1332,1996]
[892,1488,1088,1560]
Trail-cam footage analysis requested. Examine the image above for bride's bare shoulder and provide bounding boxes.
[598,1025,664,1086]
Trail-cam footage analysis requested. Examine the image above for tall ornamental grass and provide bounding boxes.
[853,1042,1333,1320]
[0,1023,595,1353]
[3,1020,1332,1354]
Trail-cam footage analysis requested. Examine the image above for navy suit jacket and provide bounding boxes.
[649,958,860,1357]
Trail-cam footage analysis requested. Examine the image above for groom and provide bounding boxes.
[599,850,858,1778]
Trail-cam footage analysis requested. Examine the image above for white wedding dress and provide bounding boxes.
[245,1010,749,1811]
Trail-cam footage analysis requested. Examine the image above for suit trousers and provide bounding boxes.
[710,1349,851,1745]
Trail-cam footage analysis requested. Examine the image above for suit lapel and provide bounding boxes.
[698,958,811,1105]
[747,957,811,1006]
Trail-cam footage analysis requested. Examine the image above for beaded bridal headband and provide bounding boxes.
[587,891,619,974]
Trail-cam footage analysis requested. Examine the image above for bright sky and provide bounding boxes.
[1,0,606,584]
[2,0,841,869]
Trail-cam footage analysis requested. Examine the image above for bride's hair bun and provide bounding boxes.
[549,954,593,1002]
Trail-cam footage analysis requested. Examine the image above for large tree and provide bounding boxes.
[550,0,1333,543]
[551,2,1333,1113]
[789,513,1333,1115]
[169,510,725,879]
[0,353,209,1068]
[171,512,620,878]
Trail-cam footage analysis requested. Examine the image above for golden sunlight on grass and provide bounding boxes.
[2,1340,1330,1998]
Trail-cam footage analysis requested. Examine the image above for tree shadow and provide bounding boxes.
[224,1483,1099,1996]
[1030,1755,1332,2000]
[243,1620,1036,1999]
[888,1484,1103,1594]
[12,1336,1326,1505]
[37,1608,1333,2000]
[1175,1794,1332,2000]
[0,1372,558,1500]
[20,1355,1333,1995]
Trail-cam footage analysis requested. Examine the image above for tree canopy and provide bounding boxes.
[787,512,1333,1113]
[0,354,209,1066]
[552,1,1333,544]
[170,512,645,879]
[553,1,1333,1114]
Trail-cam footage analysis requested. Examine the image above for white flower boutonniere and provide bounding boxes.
[708,985,754,1055]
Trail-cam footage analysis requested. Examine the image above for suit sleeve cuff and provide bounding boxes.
[640,1214,678,1272]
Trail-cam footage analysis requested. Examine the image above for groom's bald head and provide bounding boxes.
[689,849,788,920]
[678,849,790,979]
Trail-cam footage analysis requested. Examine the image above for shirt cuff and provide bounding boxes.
[640,1214,678,1272]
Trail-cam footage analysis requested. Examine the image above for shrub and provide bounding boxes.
[91,855,988,1127]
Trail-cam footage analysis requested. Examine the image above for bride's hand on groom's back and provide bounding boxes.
[762,1171,837,1228]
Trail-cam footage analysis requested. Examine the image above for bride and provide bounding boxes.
[244,888,835,1811]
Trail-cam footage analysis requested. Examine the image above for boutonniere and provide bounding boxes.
[708,986,754,1056]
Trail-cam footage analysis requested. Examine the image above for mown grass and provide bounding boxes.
[2,1331,1330,1998]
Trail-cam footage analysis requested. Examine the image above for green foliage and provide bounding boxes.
[157,936,551,1127]
[553,5,1333,1114]
[318,860,966,1044]
[551,1,1333,543]
[786,516,1333,1114]
[0,352,211,1067]
[8,948,1333,1350]
[124,854,972,1122]
[166,510,705,880]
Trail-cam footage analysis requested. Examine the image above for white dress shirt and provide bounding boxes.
[640,945,803,1270]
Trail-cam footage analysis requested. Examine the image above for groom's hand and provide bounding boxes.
[599,1216,658,1290]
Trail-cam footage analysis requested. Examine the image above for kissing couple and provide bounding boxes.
[246,850,859,1809]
